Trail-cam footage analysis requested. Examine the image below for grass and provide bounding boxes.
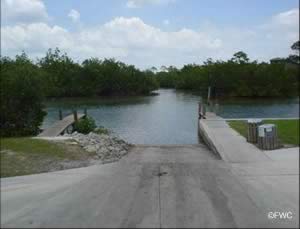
[1,137,66,157]
[0,137,96,178]
[228,119,299,146]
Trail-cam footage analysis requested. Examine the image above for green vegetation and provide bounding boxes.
[93,126,110,135]
[74,116,97,134]
[0,137,96,177]
[228,119,299,146]
[1,53,47,137]
[38,48,159,97]
[1,137,65,156]
[156,41,299,97]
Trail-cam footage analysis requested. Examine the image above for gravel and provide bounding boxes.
[64,131,131,164]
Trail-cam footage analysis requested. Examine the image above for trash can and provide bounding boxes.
[257,124,279,150]
[247,119,262,143]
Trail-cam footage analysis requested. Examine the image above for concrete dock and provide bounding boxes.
[198,112,299,162]
[198,112,272,163]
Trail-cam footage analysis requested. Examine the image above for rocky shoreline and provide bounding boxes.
[1,129,132,178]
[64,131,131,164]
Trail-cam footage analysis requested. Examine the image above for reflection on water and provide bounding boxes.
[216,97,299,119]
[43,89,299,144]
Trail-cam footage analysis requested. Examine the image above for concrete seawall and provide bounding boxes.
[198,113,222,159]
[198,112,298,163]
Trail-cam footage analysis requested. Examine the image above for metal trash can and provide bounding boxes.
[257,124,279,150]
[247,119,262,143]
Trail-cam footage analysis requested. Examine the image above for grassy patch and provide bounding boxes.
[1,138,66,157]
[228,119,299,146]
[0,137,96,178]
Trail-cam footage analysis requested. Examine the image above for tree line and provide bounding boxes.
[0,49,159,136]
[156,41,299,97]
[1,48,159,98]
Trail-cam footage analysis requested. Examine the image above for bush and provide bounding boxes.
[0,54,47,137]
[74,116,96,134]
[93,126,109,135]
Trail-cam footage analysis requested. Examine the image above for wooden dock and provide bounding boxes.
[38,113,85,137]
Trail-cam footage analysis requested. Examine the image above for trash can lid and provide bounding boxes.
[258,124,275,129]
[247,119,262,123]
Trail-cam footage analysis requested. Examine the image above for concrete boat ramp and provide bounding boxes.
[1,115,299,228]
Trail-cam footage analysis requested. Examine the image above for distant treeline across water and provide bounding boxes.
[157,50,299,98]
[1,47,299,99]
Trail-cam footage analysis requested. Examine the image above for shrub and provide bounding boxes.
[0,54,47,137]
[74,116,96,134]
[93,126,109,135]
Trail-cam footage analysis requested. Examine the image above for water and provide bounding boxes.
[42,89,299,144]
[216,97,299,119]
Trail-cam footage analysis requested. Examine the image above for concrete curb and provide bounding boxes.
[198,113,272,163]
[198,120,223,160]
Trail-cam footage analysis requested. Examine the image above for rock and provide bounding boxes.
[96,147,109,156]
[67,131,130,164]
[120,150,127,156]
[67,141,78,145]
[83,145,98,153]
[108,146,116,151]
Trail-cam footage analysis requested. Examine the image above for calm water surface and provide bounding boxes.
[43,89,299,144]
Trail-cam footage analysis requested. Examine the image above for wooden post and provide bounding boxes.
[59,109,63,120]
[202,104,206,118]
[207,86,211,105]
[198,102,202,119]
[84,108,87,116]
[73,110,78,122]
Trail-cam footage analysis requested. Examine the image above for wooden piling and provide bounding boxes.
[73,110,78,122]
[84,108,87,116]
[207,87,211,105]
[202,104,206,118]
[198,103,202,119]
[59,109,63,120]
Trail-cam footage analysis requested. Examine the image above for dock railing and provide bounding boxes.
[58,109,88,122]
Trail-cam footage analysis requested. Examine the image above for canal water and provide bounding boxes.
[43,89,299,144]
